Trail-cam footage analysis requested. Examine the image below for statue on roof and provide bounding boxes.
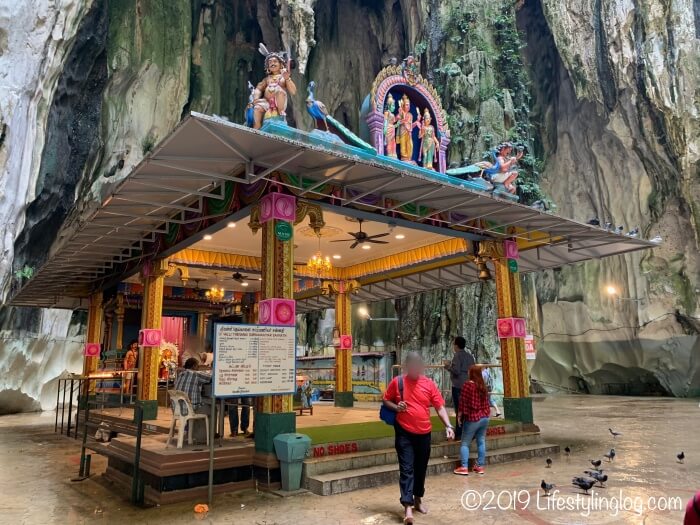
[447,142,522,194]
[397,94,421,162]
[249,43,297,129]
[401,55,420,86]
[383,94,399,158]
[418,109,439,170]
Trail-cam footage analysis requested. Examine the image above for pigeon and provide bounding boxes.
[604,221,613,231]
[650,235,663,244]
[587,217,600,226]
[609,428,622,439]
[615,225,624,234]
[626,226,640,238]
[590,459,602,469]
[584,470,608,487]
[604,448,616,462]
[540,479,555,496]
[545,457,552,468]
[677,452,685,464]
[572,477,596,495]
[564,446,571,456]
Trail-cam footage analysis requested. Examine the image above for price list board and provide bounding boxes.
[213,323,296,397]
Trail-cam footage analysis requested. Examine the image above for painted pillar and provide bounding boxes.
[254,193,297,454]
[197,311,209,345]
[137,259,168,420]
[491,241,532,424]
[83,292,104,393]
[115,293,125,350]
[331,281,357,407]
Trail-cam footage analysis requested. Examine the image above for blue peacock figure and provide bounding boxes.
[305,80,329,131]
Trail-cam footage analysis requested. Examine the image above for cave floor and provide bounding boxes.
[0,395,697,524]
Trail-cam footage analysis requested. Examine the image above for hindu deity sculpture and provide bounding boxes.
[250,43,297,129]
[492,142,522,194]
[397,94,420,162]
[383,94,398,158]
[418,109,439,170]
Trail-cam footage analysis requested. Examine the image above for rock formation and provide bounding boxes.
[0,0,698,411]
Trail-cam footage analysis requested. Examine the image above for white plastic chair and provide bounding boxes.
[166,390,209,449]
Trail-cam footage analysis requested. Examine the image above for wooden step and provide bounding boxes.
[305,443,560,496]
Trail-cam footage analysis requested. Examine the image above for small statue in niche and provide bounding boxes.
[397,94,421,162]
[418,108,439,170]
[401,55,420,86]
[383,93,399,158]
[251,43,297,129]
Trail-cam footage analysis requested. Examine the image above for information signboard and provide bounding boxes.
[213,323,296,397]
[524,334,536,360]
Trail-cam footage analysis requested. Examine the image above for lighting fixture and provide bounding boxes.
[203,234,213,241]
[332,254,342,260]
[307,234,333,275]
[362,244,371,250]
[227,221,236,228]
[605,285,618,296]
[205,286,225,303]
[395,233,405,240]
[241,281,249,287]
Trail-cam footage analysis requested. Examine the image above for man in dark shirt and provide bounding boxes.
[444,336,475,438]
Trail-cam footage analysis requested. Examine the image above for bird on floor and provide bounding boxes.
[604,448,616,462]
[677,451,685,464]
[584,470,608,487]
[609,428,622,439]
[564,446,571,456]
[590,459,602,469]
[545,458,552,468]
[572,477,596,495]
[540,480,555,496]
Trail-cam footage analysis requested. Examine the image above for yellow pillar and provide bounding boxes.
[328,280,358,407]
[83,292,104,392]
[487,241,532,423]
[115,293,125,350]
[137,259,168,419]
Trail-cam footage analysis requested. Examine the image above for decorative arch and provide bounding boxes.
[366,57,451,172]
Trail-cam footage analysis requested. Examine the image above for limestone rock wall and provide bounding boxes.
[0,0,699,412]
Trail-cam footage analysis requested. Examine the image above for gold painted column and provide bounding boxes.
[327,280,359,407]
[115,293,125,350]
[487,241,532,424]
[137,258,168,420]
[197,311,210,345]
[83,292,104,393]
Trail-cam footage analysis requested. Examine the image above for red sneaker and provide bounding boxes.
[472,465,485,475]
[453,466,470,476]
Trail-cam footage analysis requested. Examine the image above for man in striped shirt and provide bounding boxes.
[173,358,211,443]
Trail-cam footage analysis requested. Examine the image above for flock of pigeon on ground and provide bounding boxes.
[540,428,686,497]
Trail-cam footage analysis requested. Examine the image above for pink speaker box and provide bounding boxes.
[258,298,296,326]
[84,343,101,357]
[339,335,353,350]
[260,193,296,224]
[504,239,519,260]
[138,328,162,347]
[497,317,526,339]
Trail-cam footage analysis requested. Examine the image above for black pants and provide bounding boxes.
[452,386,463,438]
[395,422,432,506]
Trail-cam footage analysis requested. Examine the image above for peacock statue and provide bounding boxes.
[305,80,329,131]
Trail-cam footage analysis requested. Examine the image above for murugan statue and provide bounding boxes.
[250,43,297,129]
[383,94,398,158]
[418,109,439,170]
[397,94,420,162]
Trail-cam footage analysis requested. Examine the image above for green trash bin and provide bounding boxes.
[273,433,311,491]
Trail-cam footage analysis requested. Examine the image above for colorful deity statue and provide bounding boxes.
[383,94,398,158]
[250,43,297,129]
[401,55,420,86]
[418,109,439,170]
[492,142,522,194]
[397,94,420,162]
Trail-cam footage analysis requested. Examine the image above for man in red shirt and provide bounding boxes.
[383,352,455,524]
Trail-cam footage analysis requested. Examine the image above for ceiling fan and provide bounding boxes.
[225,271,259,283]
[330,218,390,249]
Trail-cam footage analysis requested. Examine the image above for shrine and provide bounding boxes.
[7,49,656,503]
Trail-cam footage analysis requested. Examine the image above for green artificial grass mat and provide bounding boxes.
[301,416,512,445]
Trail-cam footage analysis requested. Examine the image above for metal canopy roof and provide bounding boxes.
[8,112,656,309]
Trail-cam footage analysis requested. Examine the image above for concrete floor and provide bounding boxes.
[0,395,697,524]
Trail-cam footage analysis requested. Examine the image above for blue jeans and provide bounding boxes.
[460,417,489,467]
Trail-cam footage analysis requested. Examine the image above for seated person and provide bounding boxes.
[173,357,211,444]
